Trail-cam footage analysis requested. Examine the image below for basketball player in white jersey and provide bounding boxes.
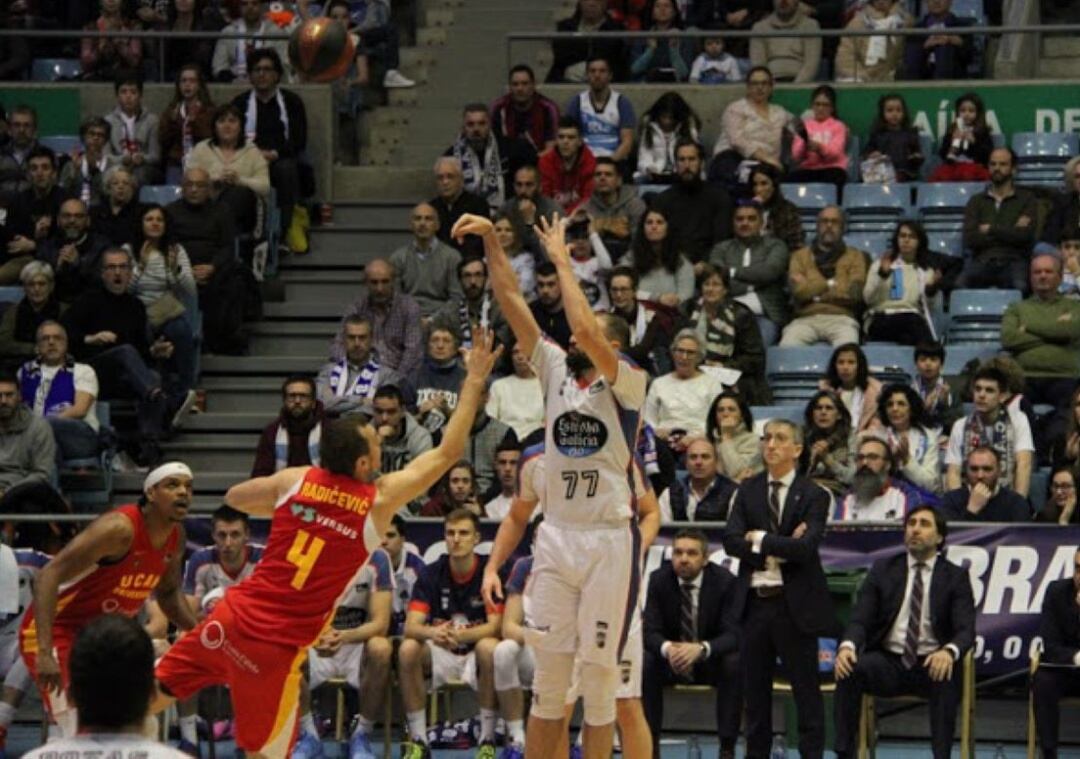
[454,213,649,759]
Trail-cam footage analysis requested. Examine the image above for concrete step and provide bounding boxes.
[327,203,415,226]
[416,27,449,47]
[281,275,363,302]
[248,331,336,356]
[114,471,243,496]
[199,383,287,414]
[309,226,412,253]
[1038,58,1078,78]
[162,435,263,471]
[178,411,278,432]
[333,166,431,201]
[263,301,350,320]
[1042,35,1080,58]
[202,355,326,376]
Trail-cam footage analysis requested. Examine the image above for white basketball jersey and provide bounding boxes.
[530,338,647,526]
[23,734,190,759]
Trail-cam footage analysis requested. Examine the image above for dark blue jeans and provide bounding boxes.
[89,344,166,441]
[159,315,197,397]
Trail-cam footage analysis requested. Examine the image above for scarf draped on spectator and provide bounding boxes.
[274,420,320,472]
[19,359,76,417]
[245,90,289,144]
[687,297,737,363]
[962,411,1014,485]
[78,154,108,205]
[327,357,380,399]
[862,6,906,66]
[449,134,504,211]
[914,374,951,423]
[179,101,200,162]
[118,111,141,155]
[454,294,491,349]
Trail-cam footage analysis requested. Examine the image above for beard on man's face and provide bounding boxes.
[852,466,887,503]
[566,348,593,378]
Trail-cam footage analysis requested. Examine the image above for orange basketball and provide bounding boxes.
[288,18,356,83]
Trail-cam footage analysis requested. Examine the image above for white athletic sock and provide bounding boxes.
[179,715,198,744]
[406,709,427,744]
[507,718,525,747]
[0,702,16,728]
[353,714,375,737]
[299,712,318,738]
[479,708,497,742]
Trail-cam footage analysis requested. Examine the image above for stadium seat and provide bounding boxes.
[766,346,832,404]
[863,344,915,385]
[0,287,22,304]
[781,182,837,209]
[30,58,82,82]
[842,183,910,232]
[947,289,1020,344]
[927,232,964,258]
[1012,132,1078,187]
[845,232,891,259]
[749,405,805,436]
[942,344,1000,377]
[139,185,182,205]
[916,182,984,232]
[39,135,82,156]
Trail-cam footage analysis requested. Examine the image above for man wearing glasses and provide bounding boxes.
[833,436,922,522]
[940,446,1032,522]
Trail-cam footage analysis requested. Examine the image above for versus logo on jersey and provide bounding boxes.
[291,503,317,523]
[553,411,608,458]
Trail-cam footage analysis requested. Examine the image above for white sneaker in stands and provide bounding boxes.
[382,69,415,88]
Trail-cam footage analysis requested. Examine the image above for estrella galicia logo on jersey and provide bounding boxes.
[553,411,608,457]
[290,503,316,523]
[619,659,632,684]
[596,621,608,649]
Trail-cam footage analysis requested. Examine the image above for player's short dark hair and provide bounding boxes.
[907,504,947,544]
[535,261,557,279]
[69,615,154,729]
[319,417,372,476]
[445,507,480,532]
[281,374,316,398]
[914,341,945,363]
[390,513,407,536]
[212,504,249,528]
[373,384,405,405]
[113,69,144,93]
[673,528,709,555]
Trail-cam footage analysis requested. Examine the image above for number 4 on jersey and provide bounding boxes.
[286,529,326,589]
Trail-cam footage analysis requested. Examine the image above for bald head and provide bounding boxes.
[181,167,211,205]
[365,258,395,305]
[434,157,464,200]
[1030,252,1064,299]
[411,203,440,245]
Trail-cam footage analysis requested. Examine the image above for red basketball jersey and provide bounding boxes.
[224,467,382,647]
[20,504,180,651]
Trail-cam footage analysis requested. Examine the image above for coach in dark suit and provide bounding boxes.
[722,419,837,759]
[1032,549,1080,759]
[643,528,741,759]
[833,505,976,759]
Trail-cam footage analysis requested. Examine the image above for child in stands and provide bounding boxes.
[861,92,923,182]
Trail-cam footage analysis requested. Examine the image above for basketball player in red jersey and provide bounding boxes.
[19,463,199,737]
[153,330,502,759]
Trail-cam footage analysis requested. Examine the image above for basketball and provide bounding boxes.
[288,17,356,83]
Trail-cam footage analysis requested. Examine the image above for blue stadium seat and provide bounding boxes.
[781,183,837,210]
[750,405,806,435]
[1012,132,1078,163]
[927,233,964,258]
[863,344,915,384]
[0,287,22,304]
[766,346,832,403]
[949,288,1022,320]
[845,232,891,259]
[39,135,82,156]
[139,185,182,205]
[842,183,910,232]
[942,344,1000,377]
[31,58,82,82]
[916,182,984,215]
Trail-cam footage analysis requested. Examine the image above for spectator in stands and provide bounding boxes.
[0,365,65,525]
[564,57,636,168]
[499,165,561,234]
[709,67,796,188]
[433,258,509,349]
[645,330,726,455]
[958,147,1036,292]
[0,12,30,81]
[403,326,466,439]
[0,261,64,361]
[17,320,100,470]
[626,208,695,305]
[689,34,744,84]
[1001,253,1080,415]
[37,198,111,303]
[862,220,940,345]
[690,0,766,59]
[565,211,615,311]
[0,105,39,205]
[585,157,646,262]
[911,341,961,433]
[421,461,481,517]
[860,93,923,183]
[187,103,269,236]
[58,118,117,209]
[706,390,763,482]
[483,439,521,519]
[335,258,424,377]
[788,86,850,188]
[90,167,142,249]
[628,0,694,82]
[1049,386,1080,470]
[634,92,701,184]
[681,263,769,403]
[126,200,201,406]
[444,104,536,215]
[538,117,596,215]
[374,383,433,483]
[942,446,1031,521]
[166,167,247,354]
[901,0,972,80]
[877,383,942,495]
[465,385,516,498]
[607,265,676,372]
[389,203,463,319]
[5,146,70,275]
[801,388,856,497]
[833,436,920,521]
[529,261,573,349]
[63,247,180,466]
[251,374,322,476]
[1035,465,1079,524]
[750,164,805,252]
[231,49,307,249]
[782,206,868,347]
[835,0,911,83]
[104,73,162,187]
[708,201,789,348]
[944,365,1034,497]
[490,64,560,154]
[750,0,821,83]
[658,436,737,521]
[1031,547,1080,759]
[819,343,883,433]
[159,65,215,185]
[1042,156,1080,247]
[431,156,489,259]
[643,528,740,759]
[486,341,543,442]
[164,0,221,81]
[80,0,143,82]
[492,212,537,300]
[547,0,626,83]
[213,0,288,82]
[316,315,392,418]
[930,92,993,182]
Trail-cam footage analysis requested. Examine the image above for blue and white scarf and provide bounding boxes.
[19,360,76,417]
[327,357,380,399]
[274,421,321,472]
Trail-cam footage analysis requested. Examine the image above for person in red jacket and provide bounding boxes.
[539,116,596,214]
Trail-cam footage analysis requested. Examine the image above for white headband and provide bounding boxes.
[144,462,193,493]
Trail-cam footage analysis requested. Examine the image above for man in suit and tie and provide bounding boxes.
[722,419,837,759]
[1031,547,1080,759]
[642,528,741,759]
[833,505,976,759]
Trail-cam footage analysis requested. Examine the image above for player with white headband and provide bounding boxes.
[19,462,199,737]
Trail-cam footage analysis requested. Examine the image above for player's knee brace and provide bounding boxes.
[579,661,618,726]
[493,639,523,692]
[529,648,575,720]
